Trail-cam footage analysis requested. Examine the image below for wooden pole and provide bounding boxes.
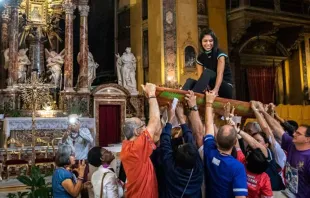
[155,87,254,118]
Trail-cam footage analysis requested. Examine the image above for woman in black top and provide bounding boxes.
[183,29,233,98]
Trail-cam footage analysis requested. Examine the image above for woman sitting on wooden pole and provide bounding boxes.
[183,29,233,99]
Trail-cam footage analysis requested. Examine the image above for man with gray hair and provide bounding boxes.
[63,114,94,161]
[120,83,161,198]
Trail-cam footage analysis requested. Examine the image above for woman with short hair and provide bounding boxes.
[52,144,86,198]
[89,146,123,198]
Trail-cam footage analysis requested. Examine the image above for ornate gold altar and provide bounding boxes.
[0,0,145,179]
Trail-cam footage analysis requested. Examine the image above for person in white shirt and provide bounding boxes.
[88,146,123,198]
[63,114,94,160]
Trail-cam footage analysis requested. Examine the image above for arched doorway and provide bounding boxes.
[92,84,130,146]
[234,36,289,104]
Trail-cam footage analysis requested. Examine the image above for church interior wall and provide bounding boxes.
[207,0,228,53]
[176,0,199,85]
[275,64,284,104]
[288,46,304,104]
[130,0,143,92]
[147,0,165,85]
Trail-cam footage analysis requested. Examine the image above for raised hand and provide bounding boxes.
[168,104,176,123]
[210,88,219,97]
[141,83,156,98]
[176,104,186,123]
[250,100,259,110]
[77,160,86,178]
[257,101,265,112]
[205,91,216,104]
[185,90,197,108]
[224,102,231,119]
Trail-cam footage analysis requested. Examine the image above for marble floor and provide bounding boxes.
[0,176,52,198]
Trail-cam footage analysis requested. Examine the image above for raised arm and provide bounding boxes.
[175,105,194,144]
[62,161,86,197]
[239,130,268,157]
[253,103,287,168]
[205,92,216,136]
[250,101,273,135]
[142,83,161,140]
[79,128,94,143]
[159,105,176,167]
[259,106,285,140]
[228,118,268,157]
[185,91,204,147]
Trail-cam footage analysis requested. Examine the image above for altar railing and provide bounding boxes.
[1,117,96,147]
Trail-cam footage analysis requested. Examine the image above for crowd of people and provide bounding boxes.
[50,29,310,198]
[51,82,310,198]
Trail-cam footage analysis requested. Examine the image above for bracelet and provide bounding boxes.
[148,96,156,99]
[206,102,213,107]
[78,177,84,181]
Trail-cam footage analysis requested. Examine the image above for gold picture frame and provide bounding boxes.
[27,0,47,25]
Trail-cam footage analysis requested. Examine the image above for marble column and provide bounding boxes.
[78,3,90,92]
[8,0,19,87]
[62,0,76,92]
[1,6,10,89]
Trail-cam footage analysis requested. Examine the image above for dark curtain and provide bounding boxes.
[99,105,121,147]
[246,67,276,104]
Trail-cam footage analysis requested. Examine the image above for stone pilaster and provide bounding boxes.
[1,6,10,89]
[163,0,177,84]
[78,3,90,92]
[62,0,76,92]
[8,0,20,87]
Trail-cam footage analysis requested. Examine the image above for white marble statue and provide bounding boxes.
[115,47,137,94]
[17,48,31,83]
[77,49,99,89]
[45,49,65,88]
[4,48,9,69]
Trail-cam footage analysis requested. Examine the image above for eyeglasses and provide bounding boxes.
[294,130,305,136]
[136,123,145,131]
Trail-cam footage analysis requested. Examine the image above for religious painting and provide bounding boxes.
[185,46,196,68]
[27,0,47,25]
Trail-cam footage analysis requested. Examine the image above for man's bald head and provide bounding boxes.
[216,125,237,151]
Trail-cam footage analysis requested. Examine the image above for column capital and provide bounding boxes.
[2,9,10,22]
[78,0,89,6]
[62,2,76,15]
[78,5,89,17]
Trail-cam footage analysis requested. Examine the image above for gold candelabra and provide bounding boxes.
[14,71,53,165]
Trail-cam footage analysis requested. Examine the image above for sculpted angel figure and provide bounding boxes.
[45,49,65,88]
[77,48,99,89]
[115,47,137,93]
[17,48,31,83]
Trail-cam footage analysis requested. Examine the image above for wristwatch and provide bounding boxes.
[189,105,198,111]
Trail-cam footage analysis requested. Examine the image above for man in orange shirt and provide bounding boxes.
[120,83,161,198]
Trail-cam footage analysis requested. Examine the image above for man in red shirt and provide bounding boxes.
[120,83,161,198]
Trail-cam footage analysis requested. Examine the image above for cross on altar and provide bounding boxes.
[13,71,54,165]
